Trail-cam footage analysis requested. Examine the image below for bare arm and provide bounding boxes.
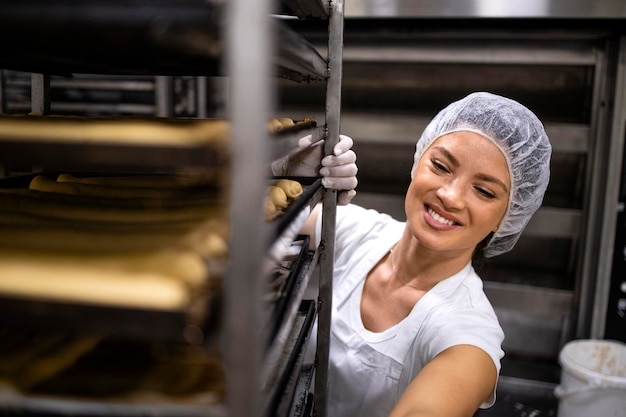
[301,203,322,250]
[388,345,497,417]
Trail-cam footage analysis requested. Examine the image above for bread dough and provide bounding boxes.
[0,249,191,310]
[267,186,288,209]
[0,114,231,147]
[273,179,302,200]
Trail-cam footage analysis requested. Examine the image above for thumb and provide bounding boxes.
[297,134,317,147]
[333,135,354,156]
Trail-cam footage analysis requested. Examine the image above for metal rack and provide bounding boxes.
[0,1,345,417]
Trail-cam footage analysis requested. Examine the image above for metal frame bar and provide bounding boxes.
[341,42,597,66]
[155,75,174,117]
[0,70,5,114]
[315,1,344,417]
[576,39,619,339]
[225,1,274,416]
[591,36,626,338]
[31,73,50,115]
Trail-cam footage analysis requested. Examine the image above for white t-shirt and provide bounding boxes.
[312,204,505,417]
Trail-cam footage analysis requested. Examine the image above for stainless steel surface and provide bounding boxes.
[345,0,626,18]
[591,36,626,338]
[315,1,344,416]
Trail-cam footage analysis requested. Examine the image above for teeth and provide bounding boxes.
[428,208,454,226]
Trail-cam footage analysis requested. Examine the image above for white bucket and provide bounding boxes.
[554,339,626,417]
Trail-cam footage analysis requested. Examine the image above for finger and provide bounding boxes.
[297,134,315,147]
[322,176,358,191]
[337,190,357,205]
[320,163,358,179]
[333,135,354,156]
[322,150,356,167]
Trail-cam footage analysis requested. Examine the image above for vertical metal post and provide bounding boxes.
[155,75,174,117]
[197,76,208,118]
[575,45,611,339]
[315,1,344,416]
[591,36,626,338]
[225,1,275,417]
[0,70,5,114]
[31,73,50,115]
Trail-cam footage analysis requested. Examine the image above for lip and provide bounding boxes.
[423,203,463,229]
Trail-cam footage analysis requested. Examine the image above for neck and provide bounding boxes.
[390,232,473,291]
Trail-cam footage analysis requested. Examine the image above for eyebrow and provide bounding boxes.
[432,145,510,194]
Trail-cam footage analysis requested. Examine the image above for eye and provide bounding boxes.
[431,159,449,173]
[475,186,496,199]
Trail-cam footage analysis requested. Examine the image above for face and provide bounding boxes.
[405,131,511,259]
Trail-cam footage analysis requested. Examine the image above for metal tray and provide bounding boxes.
[0,170,225,345]
[262,300,316,417]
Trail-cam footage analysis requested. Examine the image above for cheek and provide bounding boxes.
[491,203,509,230]
[405,175,426,204]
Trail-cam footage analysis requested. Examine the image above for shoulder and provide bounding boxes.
[336,204,401,235]
[334,204,403,253]
[414,269,504,372]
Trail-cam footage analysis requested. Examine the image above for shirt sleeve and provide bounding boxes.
[421,307,505,408]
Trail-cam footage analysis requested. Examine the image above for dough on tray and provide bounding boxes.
[0,172,229,312]
[264,179,304,221]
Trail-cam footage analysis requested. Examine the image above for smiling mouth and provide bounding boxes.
[427,207,456,226]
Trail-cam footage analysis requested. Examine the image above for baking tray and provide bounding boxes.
[0,171,225,345]
[0,301,315,417]
[262,300,316,417]
[266,234,311,344]
[0,0,223,77]
[0,2,326,81]
[0,395,226,417]
[286,365,315,417]
[0,115,231,171]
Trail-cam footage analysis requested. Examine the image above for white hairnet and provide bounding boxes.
[411,92,551,258]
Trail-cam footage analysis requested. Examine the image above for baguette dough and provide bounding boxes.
[0,187,226,224]
[0,114,231,147]
[0,250,191,310]
[11,335,101,390]
[56,173,209,189]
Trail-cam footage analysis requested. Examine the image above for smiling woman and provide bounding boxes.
[406,131,512,260]
[289,91,551,417]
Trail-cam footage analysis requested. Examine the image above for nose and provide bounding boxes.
[436,179,466,210]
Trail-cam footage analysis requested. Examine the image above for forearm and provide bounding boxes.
[300,203,322,250]
[388,345,496,417]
